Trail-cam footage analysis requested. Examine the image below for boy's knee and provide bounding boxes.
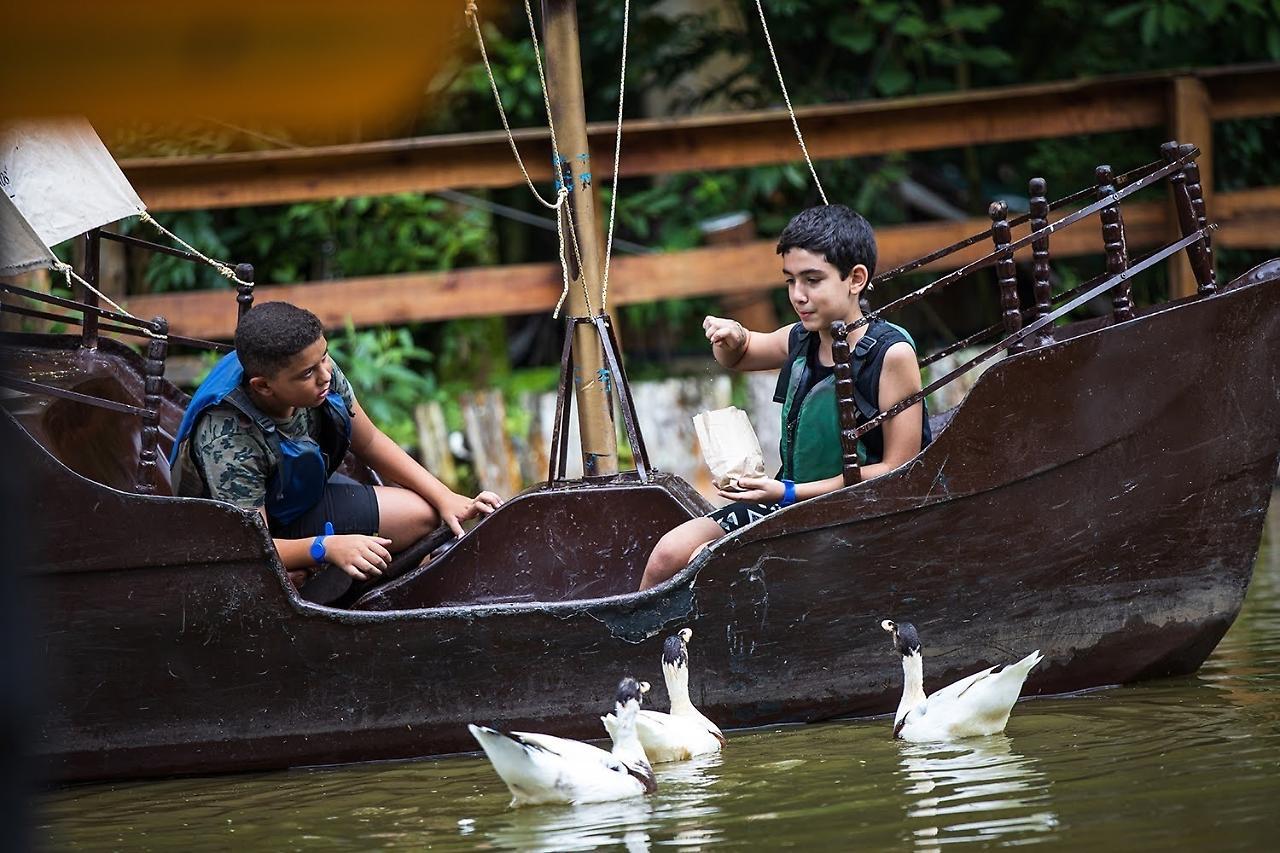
[647,540,677,574]
[642,534,696,589]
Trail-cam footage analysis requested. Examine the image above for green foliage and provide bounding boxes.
[109,0,1280,434]
[435,317,511,386]
[132,195,494,294]
[121,211,233,293]
[327,323,440,448]
[431,22,549,130]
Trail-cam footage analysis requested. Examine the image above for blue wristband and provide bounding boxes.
[780,480,796,507]
[309,521,335,564]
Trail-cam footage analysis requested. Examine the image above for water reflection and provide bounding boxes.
[897,736,1057,849]
[479,752,725,852]
[482,797,655,853]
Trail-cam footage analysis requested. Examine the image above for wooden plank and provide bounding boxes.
[124,199,1184,340]
[122,65,1280,212]
[1204,62,1280,120]
[123,182,1275,341]
[1215,186,1280,250]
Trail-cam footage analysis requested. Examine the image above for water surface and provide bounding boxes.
[40,492,1280,850]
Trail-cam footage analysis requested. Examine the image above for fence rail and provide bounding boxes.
[109,63,1280,338]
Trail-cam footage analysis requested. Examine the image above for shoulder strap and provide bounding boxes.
[221,387,286,468]
[848,324,883,420]
[773,323,808,403]
[849,320,919,422]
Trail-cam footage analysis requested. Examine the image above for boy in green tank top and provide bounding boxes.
[639,205,931,591]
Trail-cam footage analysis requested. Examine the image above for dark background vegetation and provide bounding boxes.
[93,0,1280,447]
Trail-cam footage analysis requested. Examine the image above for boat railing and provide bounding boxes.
[829,141,1218,487]
[0,227,256,495]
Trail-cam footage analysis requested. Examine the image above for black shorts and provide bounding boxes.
[268,474,380,539]
[708,499,782,534]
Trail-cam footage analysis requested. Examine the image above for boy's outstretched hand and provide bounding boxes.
[438,490,504,537]
[704,315,748,353]
[719,476,784,505]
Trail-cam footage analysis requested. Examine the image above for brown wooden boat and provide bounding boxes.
[3,142,1278,783]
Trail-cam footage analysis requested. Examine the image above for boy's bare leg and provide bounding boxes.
[374,486,442,552]
[640,517,725,591]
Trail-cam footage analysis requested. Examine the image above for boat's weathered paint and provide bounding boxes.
[8,266,1277,783]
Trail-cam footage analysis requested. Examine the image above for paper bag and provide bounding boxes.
[693,406,766,491]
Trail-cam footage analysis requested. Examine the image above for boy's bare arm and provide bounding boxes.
[703,315,793,372]
[856,343,925,481]
[347,399,500,536]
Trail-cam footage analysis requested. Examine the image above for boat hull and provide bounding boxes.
[14,272,1280,782]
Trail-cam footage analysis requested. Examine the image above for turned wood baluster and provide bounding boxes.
[1178,142,1217,294]
[1096,165,1133,322]
[136,316,170,494]
[235,263,256,320]
[81,229,101,348]
[988,201,1025,354]
[830,320,861,488]
[1160,142,1215,296]
[1028,177,1055,347]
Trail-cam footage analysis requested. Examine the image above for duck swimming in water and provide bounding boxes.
[603,628,725,763]
[882,619,1043,742]
[468,677,656,806]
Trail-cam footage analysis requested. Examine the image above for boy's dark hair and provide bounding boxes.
[235,302,325,378]
[776,204,878,279]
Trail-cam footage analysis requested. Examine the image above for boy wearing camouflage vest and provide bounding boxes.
[172,302,500,590]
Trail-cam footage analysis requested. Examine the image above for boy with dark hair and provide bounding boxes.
[640,204,931,590]
[171,302,500,589]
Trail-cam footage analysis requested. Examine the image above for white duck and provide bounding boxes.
[468,677,656,807]
[882,619,1043,742]
[603,628,725,763]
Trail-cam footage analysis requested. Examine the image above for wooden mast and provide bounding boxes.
[541,0,618,477]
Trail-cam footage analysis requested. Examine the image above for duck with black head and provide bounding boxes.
[604,628,725,763]
[882,619,1043,742]
[468,677,657,807]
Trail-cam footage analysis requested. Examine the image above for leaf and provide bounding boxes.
[942,4,1002,31]
[875,66,913,96]
[965,45,1014,68]
[893,15,929,38]
[831,15,876,53]
[866,1,901,25]
[1141,7,1160,44]
[1101,2,1146,27]
[1161,3,1190,33]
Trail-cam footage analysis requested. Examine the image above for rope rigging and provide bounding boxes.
[464,0,630,317]
[751,0,828,206]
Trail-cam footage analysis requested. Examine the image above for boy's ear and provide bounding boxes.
[247,375,273,397]
[848,264,870,294]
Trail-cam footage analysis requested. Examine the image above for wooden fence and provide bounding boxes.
[116,64,1280,338]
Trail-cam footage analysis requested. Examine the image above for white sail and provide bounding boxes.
[0,118,144,275]
[0,192,57,275]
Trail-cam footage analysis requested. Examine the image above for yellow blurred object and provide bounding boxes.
[1,1,488,133]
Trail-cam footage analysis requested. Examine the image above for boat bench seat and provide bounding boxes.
[351,481,701,611]
[1,379,173,495]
